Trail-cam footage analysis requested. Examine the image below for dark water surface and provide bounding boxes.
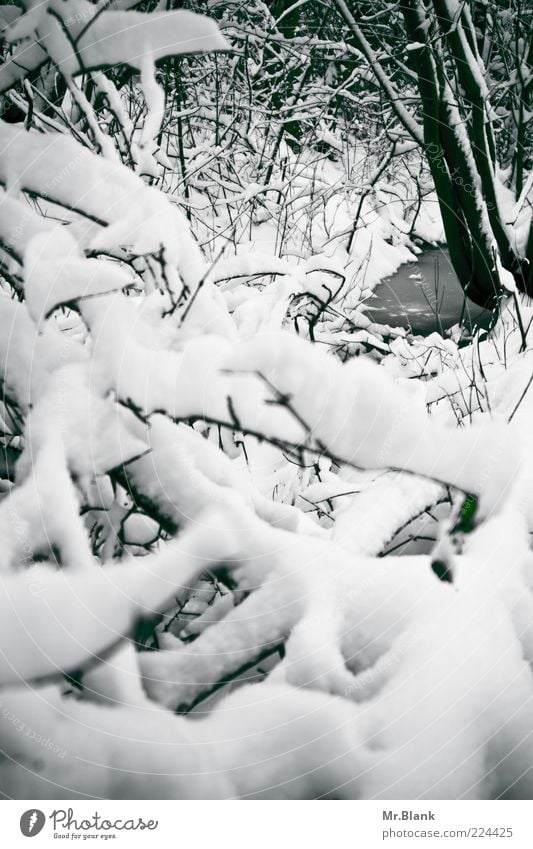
[366,248,491,335]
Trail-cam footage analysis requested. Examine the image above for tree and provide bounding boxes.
[334,0,533,308]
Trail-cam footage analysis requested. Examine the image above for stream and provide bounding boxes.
[365,248,491,335]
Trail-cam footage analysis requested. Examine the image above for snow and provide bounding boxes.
[0,189,56,265]
[80,303,517,509]
[0,122,207,291]
[139,510,533,799]
[0,296,83,410]
[494,248,519,293]
[24,229,134,322]
[0,3,228,95]
[0,514,235,684]
[4,2,229,78]
[332,472,444,555]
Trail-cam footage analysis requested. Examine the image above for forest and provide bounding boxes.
[0,0,532,800]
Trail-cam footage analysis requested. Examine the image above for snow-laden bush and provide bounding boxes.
[1,0,533,800]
